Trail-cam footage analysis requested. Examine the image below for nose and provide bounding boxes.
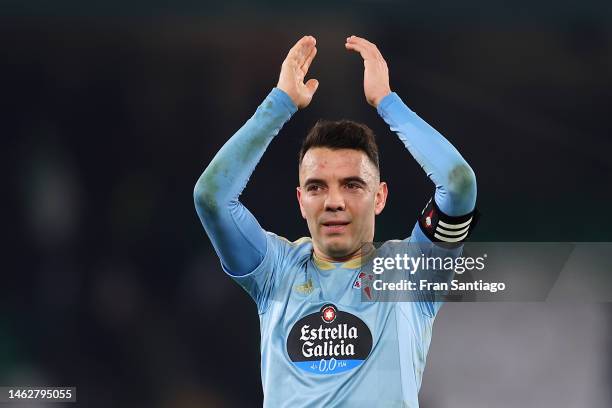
[324,186,345,212]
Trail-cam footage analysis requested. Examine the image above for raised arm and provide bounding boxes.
[193,36,319,276]
[346,36,477,317]
[345,35,476,230]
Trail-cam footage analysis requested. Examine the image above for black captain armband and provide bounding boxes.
[417,198,479,244]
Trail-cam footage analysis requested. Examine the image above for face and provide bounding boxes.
[297,147,388,261]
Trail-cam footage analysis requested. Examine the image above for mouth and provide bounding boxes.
[321,220,350,234]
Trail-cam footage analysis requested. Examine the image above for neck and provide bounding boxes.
[312,243,375,264]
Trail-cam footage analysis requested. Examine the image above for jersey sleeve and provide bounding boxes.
[376,92,477,317]
[407,222,462,317]
[376,92,477,219]
[193,88,297,277]
[226,231,290,314]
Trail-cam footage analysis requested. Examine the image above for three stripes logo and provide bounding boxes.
[434,217,473,242]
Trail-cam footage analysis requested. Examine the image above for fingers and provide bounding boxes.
[346,36,380,54]
[301,45,317,75]
[305,78,319,96]
[344,41,368,60]
[287,35,316,67]
[345,35,385,61]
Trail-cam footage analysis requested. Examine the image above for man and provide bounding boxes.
[194,35,477,407]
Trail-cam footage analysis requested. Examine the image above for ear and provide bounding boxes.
[296,187,307,219]
[374,181,388,215]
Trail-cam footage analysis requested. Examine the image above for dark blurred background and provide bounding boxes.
[2,1,611,407]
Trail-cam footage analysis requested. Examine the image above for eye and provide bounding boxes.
[346,182,362,190]
[306,184,322,192]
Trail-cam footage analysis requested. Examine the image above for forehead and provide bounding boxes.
[299,147,377,182]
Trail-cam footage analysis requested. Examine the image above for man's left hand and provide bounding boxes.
[345,35,392,108]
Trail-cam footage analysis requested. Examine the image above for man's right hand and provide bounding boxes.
[277,35,319,109]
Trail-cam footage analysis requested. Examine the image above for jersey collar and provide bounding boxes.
[312,244,377,270]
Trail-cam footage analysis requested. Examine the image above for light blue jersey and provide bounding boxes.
[194,88,477,407]
[233,229,462,407]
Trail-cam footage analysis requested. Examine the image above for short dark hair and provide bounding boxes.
[298,119,380,171]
